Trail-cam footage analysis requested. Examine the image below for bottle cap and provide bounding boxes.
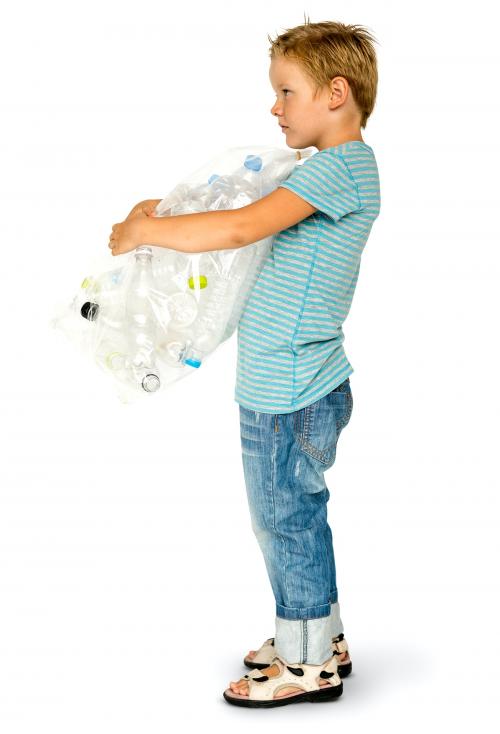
[142,373,161,392]
[81,301,99,321]
[244,155,262,172]
[188,275,207,289]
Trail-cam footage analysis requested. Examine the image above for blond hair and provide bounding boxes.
[267,17,379,129]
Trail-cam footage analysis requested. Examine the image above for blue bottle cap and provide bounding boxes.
[244,155,262,172]
[184,357,201,368]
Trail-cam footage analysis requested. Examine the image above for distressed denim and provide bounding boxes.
[239,378,353,665]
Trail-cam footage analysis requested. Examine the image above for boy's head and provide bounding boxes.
[267,19,378,148]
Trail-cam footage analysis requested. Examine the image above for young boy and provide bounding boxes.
[108,20,380,708]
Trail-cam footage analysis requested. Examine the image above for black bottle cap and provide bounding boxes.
[81,301,99,321]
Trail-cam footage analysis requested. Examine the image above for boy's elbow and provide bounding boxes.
[231,208,263,249]
[232,226,252,249]
[229,188,315,248]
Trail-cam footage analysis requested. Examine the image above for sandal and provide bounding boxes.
[243,633,352,678]
[223,652,343,708]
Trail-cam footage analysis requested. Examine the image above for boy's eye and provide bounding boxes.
[282,89,290,96]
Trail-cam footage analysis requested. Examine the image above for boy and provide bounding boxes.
[108,20,380,708]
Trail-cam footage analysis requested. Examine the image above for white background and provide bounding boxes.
[1,0,499,730]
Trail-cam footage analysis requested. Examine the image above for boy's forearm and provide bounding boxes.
[137,209,242,253]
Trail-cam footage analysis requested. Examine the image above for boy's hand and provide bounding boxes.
[125,198,162,221]
[108,213,147,256]
[108,199,162,256]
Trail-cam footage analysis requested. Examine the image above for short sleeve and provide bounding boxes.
[278,150,361,223]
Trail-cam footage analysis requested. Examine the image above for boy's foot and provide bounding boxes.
[229,661,334,698]
[238,649,350,697]
[224,653,343,707]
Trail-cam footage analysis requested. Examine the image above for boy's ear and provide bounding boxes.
[231,187,317,248]
[327,76,350,110]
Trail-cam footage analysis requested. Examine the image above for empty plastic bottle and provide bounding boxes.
[79,267,126,329]
[205,154,263,212]
[125,246,161,392]
[94,335,129,381]
[181,270,242,368]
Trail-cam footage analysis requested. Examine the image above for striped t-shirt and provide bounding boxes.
[234,140,381,414]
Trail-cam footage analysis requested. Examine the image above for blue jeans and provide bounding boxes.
[239,378,353,665]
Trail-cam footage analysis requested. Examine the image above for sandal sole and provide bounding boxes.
[223,681,343,708]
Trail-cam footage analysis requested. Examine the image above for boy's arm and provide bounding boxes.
[232,188,317,247]
[137,188,317,253]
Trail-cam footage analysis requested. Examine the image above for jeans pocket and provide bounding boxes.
[335,383,353,433]
[293,380,352,468]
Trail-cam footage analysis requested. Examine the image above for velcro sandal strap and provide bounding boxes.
[321,655,339,676]
[243,666,274,682]
[333,638,349,654]
[248,637,275,665]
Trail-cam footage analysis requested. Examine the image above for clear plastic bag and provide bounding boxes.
[51,145,314,403]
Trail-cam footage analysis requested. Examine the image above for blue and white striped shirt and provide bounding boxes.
[235,141,381,414]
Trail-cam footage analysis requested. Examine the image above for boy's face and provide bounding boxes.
[269,56,343,151]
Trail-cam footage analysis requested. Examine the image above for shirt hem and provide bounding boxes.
[234,368,353,414]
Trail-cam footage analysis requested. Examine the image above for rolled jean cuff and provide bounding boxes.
[274,614,333,665]
[275,602,331,620]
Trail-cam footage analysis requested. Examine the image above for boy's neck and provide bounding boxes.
[316,127,364,151]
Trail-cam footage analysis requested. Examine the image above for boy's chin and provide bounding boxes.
[284,135,314,151]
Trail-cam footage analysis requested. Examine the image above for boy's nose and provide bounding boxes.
[270,100,282,117]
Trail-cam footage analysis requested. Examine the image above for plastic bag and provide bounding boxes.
[51,145,314,403]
